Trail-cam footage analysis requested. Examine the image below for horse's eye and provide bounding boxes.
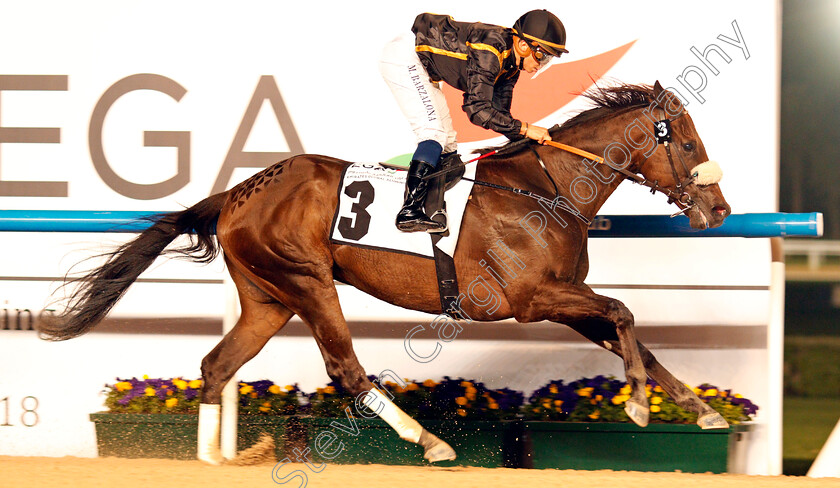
[683,142,696,152]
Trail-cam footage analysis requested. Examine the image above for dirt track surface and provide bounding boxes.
[1,456,838,488]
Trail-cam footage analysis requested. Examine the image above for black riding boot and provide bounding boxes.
[395,160,445,232]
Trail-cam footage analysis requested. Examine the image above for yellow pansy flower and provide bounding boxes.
[620,384,632,395]
[284,385,295,392]
[588,410,600,420]
[457,408,467,417]
[268,385,281,394]
[455,396,468,406]
[144,387,155,397]
[553,400,563,407]
[465,387,477,401]
[165,398,178,408]
[703,388,718,397]
[323,386,336,395]
[576,387,593,398]
[549,385,559,394]
[650,405,661,413]
[407,383,419,391]
[262,401,271,407]
[259,406,270,412]
[239,384,254,395]
[460,381,473,388]
[142,375,150,380]
[651,396,663,405]
[172,379,188,390]
[115,381,132,392]
[188,379,203,389]
[653,386,663,393]
[423,379,437,388]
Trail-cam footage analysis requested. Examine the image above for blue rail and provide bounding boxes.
[587,212,823,238]
[0,210,824,238]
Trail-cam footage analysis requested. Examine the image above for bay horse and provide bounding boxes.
[39,81,732,464]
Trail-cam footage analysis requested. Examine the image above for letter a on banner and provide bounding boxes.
[212,75,304,193]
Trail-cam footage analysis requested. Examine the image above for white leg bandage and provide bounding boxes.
[197,403,224,465]
[366,387,423,443]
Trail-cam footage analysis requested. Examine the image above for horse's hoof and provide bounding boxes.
[197,452,225,465]
[424,440,457,463]
[697,412,730,429]
[419,430,456,462]
[625,400,649,427]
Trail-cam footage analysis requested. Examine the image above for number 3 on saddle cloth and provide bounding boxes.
[329,158,474,316]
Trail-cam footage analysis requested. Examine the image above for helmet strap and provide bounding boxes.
[513,37,531,70]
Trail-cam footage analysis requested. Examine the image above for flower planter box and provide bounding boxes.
[89,413,291,460]
[522,422,752,473]
[300,417,522,468]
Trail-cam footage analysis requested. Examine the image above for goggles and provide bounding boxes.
[530,43,555,66]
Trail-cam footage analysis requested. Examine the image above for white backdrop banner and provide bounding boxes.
[0,0,780,474]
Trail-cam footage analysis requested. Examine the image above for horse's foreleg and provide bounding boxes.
[197,269,295,465]
[296,279,456,462]
[523,283,649,426]
[566,321,729,429]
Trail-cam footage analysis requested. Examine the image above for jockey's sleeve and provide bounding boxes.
[462,48,522,138]
[492,71,518,116]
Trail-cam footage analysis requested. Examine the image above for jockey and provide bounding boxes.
[380,9,568,233]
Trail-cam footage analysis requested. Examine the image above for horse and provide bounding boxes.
[38,81,731,464]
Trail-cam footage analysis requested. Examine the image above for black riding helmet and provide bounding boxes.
[512,9,569,57]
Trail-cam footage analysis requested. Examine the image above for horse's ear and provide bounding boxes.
[653,80,664,96]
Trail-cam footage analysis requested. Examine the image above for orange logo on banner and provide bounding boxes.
[443,40,636,142]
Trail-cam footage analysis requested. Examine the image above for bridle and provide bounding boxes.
[420,95,709,223]
[541,100,702,218]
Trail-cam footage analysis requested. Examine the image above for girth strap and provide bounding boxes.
[424,154,463,320]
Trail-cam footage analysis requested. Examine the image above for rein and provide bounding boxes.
[542,106,697,216]
[418,99,701,224]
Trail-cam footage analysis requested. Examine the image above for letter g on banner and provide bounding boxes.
[89,74,189,200]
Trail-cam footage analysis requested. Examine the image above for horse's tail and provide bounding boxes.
[37,192,228,341]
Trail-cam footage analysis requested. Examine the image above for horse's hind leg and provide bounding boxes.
[286,276,456,462]
[197,264,295,465]
[565,321,729,429]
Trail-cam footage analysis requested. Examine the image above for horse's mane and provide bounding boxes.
[558,83,653,131]
[477,82,654,156]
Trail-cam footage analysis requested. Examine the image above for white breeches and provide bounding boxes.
[379,32,458,154]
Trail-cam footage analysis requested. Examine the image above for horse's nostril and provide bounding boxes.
[712,206,728,216]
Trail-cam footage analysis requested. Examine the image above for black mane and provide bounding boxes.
[558,83,654,131]
[477,83,654,155]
